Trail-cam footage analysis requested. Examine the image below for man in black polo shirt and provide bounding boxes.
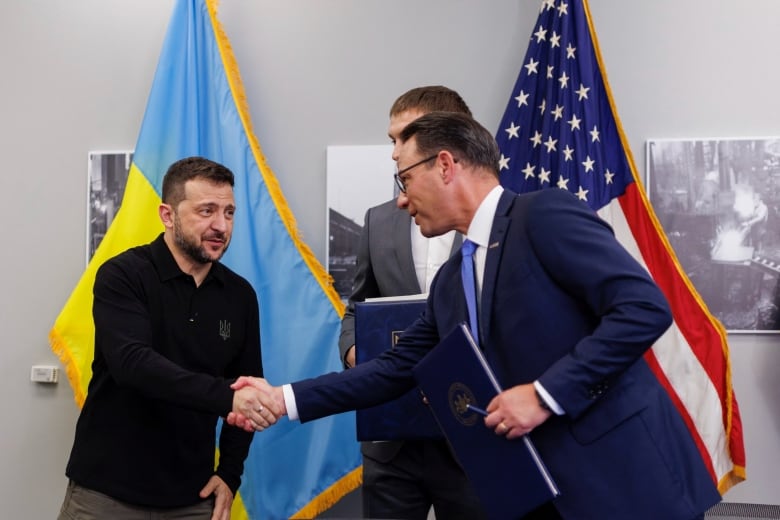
[59,157,274,520]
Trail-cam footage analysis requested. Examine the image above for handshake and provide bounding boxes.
[229,377,286,433]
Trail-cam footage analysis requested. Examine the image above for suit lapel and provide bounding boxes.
[481,191,516,340]
[450,232,464,254]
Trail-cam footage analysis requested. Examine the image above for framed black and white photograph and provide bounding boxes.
[87,151,133,262]
[326,145,394,300]
[646,138,780,332]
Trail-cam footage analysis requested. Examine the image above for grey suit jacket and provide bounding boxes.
[338,198,460,362]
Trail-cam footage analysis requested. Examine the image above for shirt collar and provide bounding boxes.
[466,185,504,248]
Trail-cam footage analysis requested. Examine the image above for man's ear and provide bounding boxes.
[159,203,174,229]
[438,150,458,184]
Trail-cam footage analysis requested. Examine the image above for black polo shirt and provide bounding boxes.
[66,233,262,507]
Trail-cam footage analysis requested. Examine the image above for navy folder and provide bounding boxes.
[354,297,442,441]
[412,323,560,519]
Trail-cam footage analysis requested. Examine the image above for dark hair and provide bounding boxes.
[161,156,235,207]
[390,86,472,118]
[399,112,500,176]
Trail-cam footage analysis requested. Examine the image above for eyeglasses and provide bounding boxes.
[393,154,438,193]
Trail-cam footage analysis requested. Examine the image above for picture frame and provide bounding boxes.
[325,145,395,300]
[646,137,780,333]
[87,150,133,263]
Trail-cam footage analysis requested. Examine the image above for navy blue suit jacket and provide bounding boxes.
[295,188,720,518]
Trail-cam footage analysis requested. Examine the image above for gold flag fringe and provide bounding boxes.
[206,0,345,317]
[291,467,363,519]
[206,1,357,517]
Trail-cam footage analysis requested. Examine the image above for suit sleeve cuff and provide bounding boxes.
[534,380,564,415]
[283,384,300,421]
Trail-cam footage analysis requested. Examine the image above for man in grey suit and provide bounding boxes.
[337,86,483,519]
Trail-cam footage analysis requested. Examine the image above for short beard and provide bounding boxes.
[173,215,229,265]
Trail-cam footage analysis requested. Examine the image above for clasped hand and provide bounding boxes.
[229,377,286,432]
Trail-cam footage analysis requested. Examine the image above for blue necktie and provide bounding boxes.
[461,239,479,343]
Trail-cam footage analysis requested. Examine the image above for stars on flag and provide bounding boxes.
[522,162,536,179]
[544,136,558,153]
[539,167,551,184]
[505,121,521,139]
[576,83,590,100]
[530,130,543,147]
[558,71,569,89]
[494,0,631,210]
[499,154,511,171]
[582,155,595,172]
[550,31,561,48]
[525,57,540,75]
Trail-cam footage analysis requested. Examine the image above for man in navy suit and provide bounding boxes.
[232,112,721,519]
[338,86,482,519]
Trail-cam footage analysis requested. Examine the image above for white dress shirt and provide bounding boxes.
[411,225,456,293]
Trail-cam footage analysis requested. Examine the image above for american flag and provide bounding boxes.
[495,0,745,492]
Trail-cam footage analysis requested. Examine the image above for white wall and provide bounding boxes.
[0,1,777,517]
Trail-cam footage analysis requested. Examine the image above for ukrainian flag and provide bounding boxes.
[49,0,361,518]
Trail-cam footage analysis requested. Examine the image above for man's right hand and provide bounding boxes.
[228,377,286,432]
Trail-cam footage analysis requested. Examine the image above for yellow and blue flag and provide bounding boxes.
[49,0,361,518]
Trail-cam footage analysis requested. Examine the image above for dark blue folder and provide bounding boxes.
[354,298,442,440]
[412,323,560,520]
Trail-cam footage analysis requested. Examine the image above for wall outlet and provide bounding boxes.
[30,365,59,384]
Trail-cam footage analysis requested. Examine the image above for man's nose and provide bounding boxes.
[396,191,409,209]
[211,212,229,231]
